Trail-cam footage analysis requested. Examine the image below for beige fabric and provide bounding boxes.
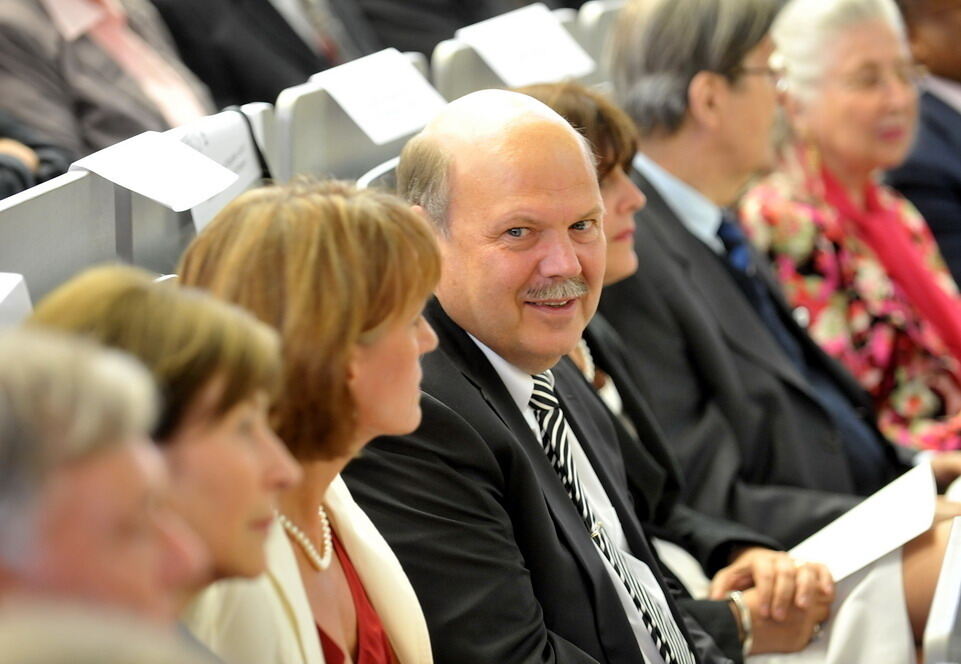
[183,475,433,664]
[0,0,214,157]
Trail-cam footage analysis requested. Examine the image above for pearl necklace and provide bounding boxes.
[277,506,333,571]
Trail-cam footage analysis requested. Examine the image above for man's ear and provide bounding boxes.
[687,70,725,131]
[411,203,428,220]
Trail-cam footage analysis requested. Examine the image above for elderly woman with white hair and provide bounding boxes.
[740,0,961,452]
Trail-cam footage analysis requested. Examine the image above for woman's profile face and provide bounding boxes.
[163,386,301,580]
[347,302,439,447]
[600,164,645,287]
[793,19,918,178]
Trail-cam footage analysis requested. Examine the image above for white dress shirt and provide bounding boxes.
[470,335,674,664]
[633,152,726,255]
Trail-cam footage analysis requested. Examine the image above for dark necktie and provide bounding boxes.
[717,213,805,362]
[716,213,891,493]
[529,371,696,664]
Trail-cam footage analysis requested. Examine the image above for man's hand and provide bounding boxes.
[0,138,39,172]
[709,547,833,620]
[741,587,832,655]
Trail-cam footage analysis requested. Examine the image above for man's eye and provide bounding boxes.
[571,220,595,231]
[505,228,529,238]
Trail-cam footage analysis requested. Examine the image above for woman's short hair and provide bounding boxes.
[513,81,638,181]
[178,178,442,461]
[773,0,907,101]
[610,0,780,137]
[28,264,280,441]
[0,329,156,565]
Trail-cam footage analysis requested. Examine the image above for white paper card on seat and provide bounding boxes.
[70,132,238,212]
[923,517,961,664]
[167,112,263,232]
[455,3,595,88]
[0,273,32,326]
[790,461,936,580]
[312,48,446,146]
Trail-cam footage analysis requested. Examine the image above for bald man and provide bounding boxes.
[342,90,832,664]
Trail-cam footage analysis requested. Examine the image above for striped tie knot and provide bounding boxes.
[530,371,559,412]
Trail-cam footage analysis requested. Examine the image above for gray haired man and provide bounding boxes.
[0,329,204,622]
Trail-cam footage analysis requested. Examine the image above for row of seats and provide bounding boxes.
[0,0,624,304]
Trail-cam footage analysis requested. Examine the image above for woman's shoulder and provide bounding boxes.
[182,524,317,664]
[741,171,827,260]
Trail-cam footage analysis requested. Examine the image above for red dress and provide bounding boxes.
[317,533,396,664]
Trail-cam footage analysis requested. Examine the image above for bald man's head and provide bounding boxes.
[399,90,606,373]
[398,89,596,236]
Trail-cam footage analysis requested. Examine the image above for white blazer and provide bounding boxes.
[183,476,433,664]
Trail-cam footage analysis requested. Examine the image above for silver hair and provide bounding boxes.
[0,329,157,567]
[610,0,780,137]
[773,0,908,101]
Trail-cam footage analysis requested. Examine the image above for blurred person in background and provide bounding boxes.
[29,264,302,620]
[0,0,215,157]
[354,0,574,58]
[0,328,205,623]
[150,0,382,108]
[178,180,437,664]
[740,0,961,451]
[887,0,961,284]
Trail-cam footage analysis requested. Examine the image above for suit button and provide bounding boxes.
[793,306,810,328]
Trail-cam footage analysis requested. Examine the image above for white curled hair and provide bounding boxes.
[772,0,908,101]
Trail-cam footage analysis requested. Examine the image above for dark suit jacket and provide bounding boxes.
[887,91,961,286]
[599,171,911,548]
[582,315,780,570]
[344,298,734,664]
[0,0,214,157]
[354,0,566,56]
[151,0,382,108]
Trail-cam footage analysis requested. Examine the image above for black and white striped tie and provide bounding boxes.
[529,371,696,664]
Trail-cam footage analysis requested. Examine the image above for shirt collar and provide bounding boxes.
[633,152,725,254]
[924,75,961,117]
[467,333,536,415]
[40,0,124,41]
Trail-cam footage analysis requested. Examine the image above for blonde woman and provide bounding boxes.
[29,265,302,615]
[179,180,438,664]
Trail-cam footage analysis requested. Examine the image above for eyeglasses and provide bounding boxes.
[835,62,928,93]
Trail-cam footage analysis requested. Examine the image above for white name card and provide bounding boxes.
[455,3,595,88]
[0,273,32,326]
[71,131,238,213]
[790,461,936,580]
[312,48,447,146]
[167,110,265,232]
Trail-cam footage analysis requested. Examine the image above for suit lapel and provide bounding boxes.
[328,0,383,53]
[234,0,329,71]
[634,171,820,397]
[552,359,701,644]
[423,300,639,613]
